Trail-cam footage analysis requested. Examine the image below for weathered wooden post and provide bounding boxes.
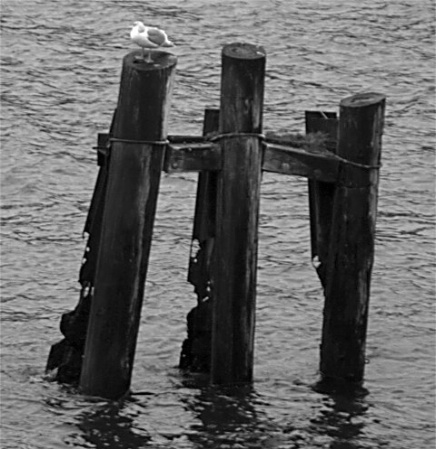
[79,50,177,399]
[320,93,386,383]
[211,43,266,384]
[46,127,114,383]
[179,109,219,372]
[187,109,220,302]
[305,111,338,288]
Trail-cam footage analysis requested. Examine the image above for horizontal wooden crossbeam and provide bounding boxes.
[164,141,221,172]
[262,141,338,182]
[96,133,376,186]
[165,134,343,183]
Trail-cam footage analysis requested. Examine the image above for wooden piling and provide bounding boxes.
[179,109,219,372]
[187,109,220,300]
[79,50,177,399]
[320,93,385,383]
[210,43,266,385]
[305,111,338,287]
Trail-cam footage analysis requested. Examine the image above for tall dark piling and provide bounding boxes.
[320,93,386,383]
[210,43,266,385]
[79,50,177,399]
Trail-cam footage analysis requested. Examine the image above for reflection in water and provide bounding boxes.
[1,0,434,447]
[310,381,369,449]
[73,400,151,449]
[181,378,272,448]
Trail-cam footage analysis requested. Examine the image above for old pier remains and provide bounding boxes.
[47,43,386,400]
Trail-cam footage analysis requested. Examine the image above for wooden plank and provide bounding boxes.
[179,108,220,373]
[80,133,110,285]
[263,141,338,182]
[80,50,177,400]
[83,133,110,236]
[166,138,342,179]
[320,92,386,384]
[164,142,221,172]
[305,111,338,288]
[211,43,265,385]
[163,137,373,187]
[187,109,220,292]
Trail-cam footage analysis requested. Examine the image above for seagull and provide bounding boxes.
[130,21,174,63]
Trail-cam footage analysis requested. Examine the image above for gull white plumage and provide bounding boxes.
[130,21,174,63]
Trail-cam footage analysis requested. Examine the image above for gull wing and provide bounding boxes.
[146,27,168,46]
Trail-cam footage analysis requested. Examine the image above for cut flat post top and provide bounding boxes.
[321,92,386,383]
[211,43,266,385]
[80,50,177,400]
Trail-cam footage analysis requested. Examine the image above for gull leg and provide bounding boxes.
[146,49,153,63]
[134,48,146,62]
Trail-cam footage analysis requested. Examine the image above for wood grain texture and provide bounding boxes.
[305,111,338,288]
[263,141,338,181]
[80,50,177,399]
[188,109,220,295]
[178,109,220,373]
[320,93,386,383]
[164,142,221,173]
[211,43,266,385]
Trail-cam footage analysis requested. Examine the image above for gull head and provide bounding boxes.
[133,21,146,31]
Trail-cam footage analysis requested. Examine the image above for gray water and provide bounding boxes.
[1,0,435,448]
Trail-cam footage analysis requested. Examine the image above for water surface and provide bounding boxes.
[1,0,435,448]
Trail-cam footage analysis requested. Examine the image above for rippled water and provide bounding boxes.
[1,0,435,448]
